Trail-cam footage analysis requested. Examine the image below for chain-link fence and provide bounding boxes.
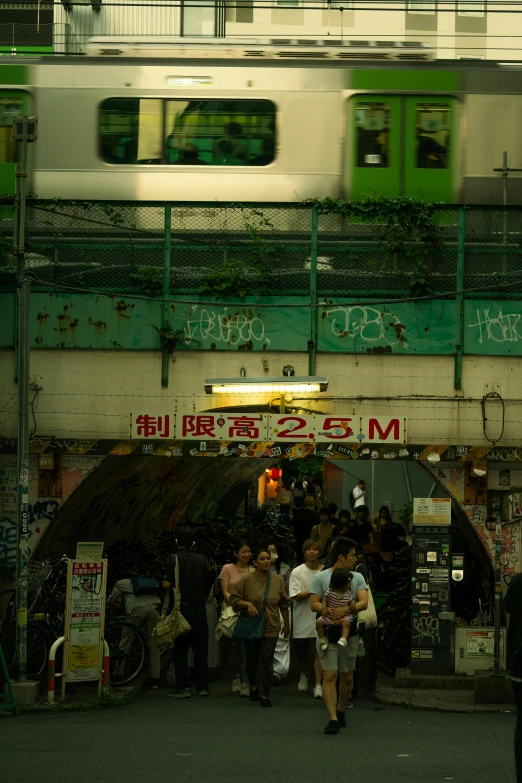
[465,207,522,300]
[0,201,521,300]
[0,22,53,50]
[316,207,459,299]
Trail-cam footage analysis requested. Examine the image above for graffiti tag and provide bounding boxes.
[183,307,267,346]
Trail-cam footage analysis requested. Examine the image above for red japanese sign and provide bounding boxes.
[130,412,406,444]
[180,413,265,441]
[132,413,173,439]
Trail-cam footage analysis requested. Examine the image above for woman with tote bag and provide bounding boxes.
[230,547,290,708]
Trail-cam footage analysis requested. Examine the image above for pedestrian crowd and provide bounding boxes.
[108,476,406,735]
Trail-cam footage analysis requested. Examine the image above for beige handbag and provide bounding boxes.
[152,555,191,651]
[215,604,239,641]
[357,582,378,630]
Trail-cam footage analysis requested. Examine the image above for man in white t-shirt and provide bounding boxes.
[289,539,324,698]
[352,479,367,508]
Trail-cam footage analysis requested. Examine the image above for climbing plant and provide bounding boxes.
[308,195,445,297]
[199,207,277,298]
[152,320,199,353]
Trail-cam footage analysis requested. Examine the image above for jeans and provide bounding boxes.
[244,637,278,698]
[513,680,522,782]
[172,603,208,692]
[229,637,249,685]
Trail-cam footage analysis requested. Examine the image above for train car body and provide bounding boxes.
[0,44,521,203]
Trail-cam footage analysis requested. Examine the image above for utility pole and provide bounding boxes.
[13,116,37,682]
[493,151,522,273]
[493,510,502,676]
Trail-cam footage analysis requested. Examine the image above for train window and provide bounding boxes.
[100,98,276,166]
[355,102,391,168]
[0,97,23,163]
[415,103,450,169]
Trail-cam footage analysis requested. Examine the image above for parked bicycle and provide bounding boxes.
[0,557,149,685]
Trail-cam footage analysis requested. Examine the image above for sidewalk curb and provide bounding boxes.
[374,685,515,714]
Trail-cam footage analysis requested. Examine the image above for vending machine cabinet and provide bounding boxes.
[411,527,452,674]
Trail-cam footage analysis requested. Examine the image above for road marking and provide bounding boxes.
[176,753,192,756]
[397,755,410,757]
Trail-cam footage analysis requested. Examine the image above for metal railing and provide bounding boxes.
[0,200,520,300]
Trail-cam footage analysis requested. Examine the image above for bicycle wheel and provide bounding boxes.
[104,620,146,684]
[375,611,411,677]
[0,622,48,679]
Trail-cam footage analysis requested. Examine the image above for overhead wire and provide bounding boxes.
[20,270,522,309]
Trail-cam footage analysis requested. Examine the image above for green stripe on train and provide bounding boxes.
[0,64,28,84]
[352,70,459,92]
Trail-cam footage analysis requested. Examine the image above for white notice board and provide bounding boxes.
[64,559,107,683]
[413,497,451,526]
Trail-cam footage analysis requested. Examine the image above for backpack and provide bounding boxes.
[131,576,160,595]
[349,490,356,509]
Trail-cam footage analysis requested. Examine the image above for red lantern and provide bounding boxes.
[269,467,282,480]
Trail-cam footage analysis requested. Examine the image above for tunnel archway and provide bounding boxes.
[34,455,271,560]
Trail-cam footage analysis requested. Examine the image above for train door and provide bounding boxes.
[347,95,458,202]
[0,91,30,195]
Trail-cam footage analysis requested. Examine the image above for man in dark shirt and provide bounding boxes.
[504,573,522,781]
[162,526,216,698]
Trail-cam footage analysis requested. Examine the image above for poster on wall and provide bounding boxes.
[0,467,18,566]
[413,497,452,526]
[466,630,504,658]
[64,559,107,682]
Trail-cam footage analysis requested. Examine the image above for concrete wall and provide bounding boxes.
[0,349,519,445]
[325,459,445,523]
[0,453,103,574]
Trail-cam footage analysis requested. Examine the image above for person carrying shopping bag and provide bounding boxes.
[218,539,253,697]
[230,547,290,708]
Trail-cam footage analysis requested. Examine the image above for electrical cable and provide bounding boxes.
[481,390,505,445]
[19,270,522,309]
[29,386,40,439]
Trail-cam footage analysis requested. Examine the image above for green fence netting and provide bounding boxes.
[0,201,520,300]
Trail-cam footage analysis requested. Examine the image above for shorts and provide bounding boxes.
[316,635,358,674]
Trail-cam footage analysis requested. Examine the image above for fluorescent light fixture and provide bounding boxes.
[204,376,328,395]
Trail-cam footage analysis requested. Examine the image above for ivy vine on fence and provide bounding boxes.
[308,195,445,297]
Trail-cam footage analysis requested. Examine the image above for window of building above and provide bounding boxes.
[457,0,485,16]
[408,0,436,13]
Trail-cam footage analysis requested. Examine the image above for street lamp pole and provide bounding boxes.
[13,115,37,682]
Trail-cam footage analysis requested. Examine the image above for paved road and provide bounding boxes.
[2,682,517,783]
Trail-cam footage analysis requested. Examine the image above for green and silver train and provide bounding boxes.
[0,39,520,203]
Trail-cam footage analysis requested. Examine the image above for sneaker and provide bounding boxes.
[337,638,348,648]
[298,674,309,692]
[324,719,340,735]
[197,689,209,697]
[346,698,354,709]
[319,639,329,651]
[250,688,261,702]
[336,710,346,728]
[313,684,323,700]
[260,697,272,708]
[232,678,241,693]
[240,683,250,698]
[272,672,281,686]
[145,677,160,691]
[167,688,191,699]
